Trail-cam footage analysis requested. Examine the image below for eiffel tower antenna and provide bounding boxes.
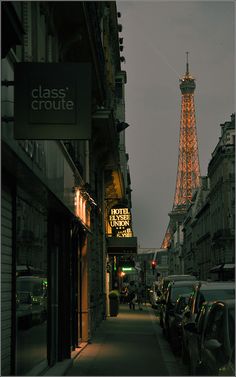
[186,51,189,75]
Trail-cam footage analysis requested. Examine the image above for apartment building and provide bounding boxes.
[1,2,134,375]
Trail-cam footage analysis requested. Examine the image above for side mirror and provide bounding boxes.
[205,339,222,350]
[184,322,197,333]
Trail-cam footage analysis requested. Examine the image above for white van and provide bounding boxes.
[16,276,47,325]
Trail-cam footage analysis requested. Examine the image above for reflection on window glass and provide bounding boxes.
[171,285,194,301]
[16,197,47,376]
[228,308,235,347]
[198,289,235,310]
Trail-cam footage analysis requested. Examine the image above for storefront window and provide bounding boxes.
[16,196,47,375]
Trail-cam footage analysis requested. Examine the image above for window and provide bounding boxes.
[205,307,224,342]
[16,196,47,375]
[171,285,194,302]
[196,289,235,312]
[115,82,123,99]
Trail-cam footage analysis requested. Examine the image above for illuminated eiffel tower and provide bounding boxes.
[162,53,201,248]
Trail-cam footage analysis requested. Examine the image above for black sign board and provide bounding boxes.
[14,63,91,140]
[107,237,138,255]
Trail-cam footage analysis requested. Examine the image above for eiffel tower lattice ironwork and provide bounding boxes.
[162,53,201,249]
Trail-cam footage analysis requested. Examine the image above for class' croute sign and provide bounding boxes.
[14,63,91,140]
[108,207,132,231]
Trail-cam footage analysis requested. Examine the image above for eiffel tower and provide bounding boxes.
[162,53,201,248]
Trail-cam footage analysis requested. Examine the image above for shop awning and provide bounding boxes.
[222,264,235,270]
[209,265,222,273]
[107,237,137,255]
[209,263,235,273]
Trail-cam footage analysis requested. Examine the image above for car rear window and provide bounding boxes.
[171,285,195,301]
[197,289,235,309]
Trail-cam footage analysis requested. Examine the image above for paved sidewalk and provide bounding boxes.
[66,304,187,376]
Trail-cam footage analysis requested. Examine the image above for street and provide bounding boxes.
[1,2,234,376]
[66,304,188,376]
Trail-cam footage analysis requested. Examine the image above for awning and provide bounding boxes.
[223,264,235,270]
[209,265,223,273]
[107,237,137,255]
[209,264,235,273]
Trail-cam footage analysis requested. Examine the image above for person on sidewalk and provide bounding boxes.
[128,281,137,310]
[120,285,128,303]
[137,283,144,310]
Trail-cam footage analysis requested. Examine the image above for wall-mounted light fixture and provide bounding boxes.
[117,121,130,133]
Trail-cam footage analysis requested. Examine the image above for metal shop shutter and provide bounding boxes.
[1,187,13,376]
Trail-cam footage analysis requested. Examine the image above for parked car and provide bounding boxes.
[161,280,198,339]
[159,274,197,297]
[183,300,215,374]
[218,345,235,376]
[181,281,235,365]
[198,299,235,376]
[184,299,235,376]
[159,274,197,328]
[168,293,191,355]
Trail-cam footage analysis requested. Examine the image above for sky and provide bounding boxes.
[117,0,235,248]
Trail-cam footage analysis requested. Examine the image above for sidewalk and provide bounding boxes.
[65,304,187,376]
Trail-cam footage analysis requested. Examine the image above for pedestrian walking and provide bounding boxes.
[128,281,137,310]
[120,285,128,303]
[137,283,144,310]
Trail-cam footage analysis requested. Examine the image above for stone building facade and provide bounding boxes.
[182,114,235,280]
[1,2,134,375]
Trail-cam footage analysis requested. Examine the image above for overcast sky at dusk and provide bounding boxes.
[117,1,234,248]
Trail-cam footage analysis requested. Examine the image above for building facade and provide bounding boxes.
[182,114,235,280]
[182,177,210,278]
[1,2,134,375]
[137,248,169,287]
[208,113,235,278]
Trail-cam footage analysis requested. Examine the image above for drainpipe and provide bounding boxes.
[85,140,90,184]
[102,170,109,317]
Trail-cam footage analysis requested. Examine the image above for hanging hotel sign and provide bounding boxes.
[108,206,132,236]
[14,63,91,140]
